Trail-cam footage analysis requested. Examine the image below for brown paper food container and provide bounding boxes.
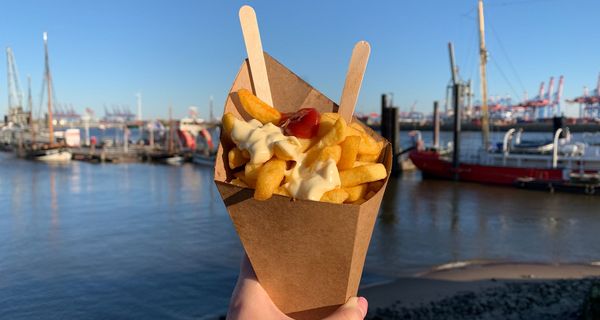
[214,52,391,319]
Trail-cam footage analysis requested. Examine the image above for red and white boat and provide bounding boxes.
[408,127,600,185]
[410,0,600,187]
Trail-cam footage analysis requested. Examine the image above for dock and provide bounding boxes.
[71,146,142,163]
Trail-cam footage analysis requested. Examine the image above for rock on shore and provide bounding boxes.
[367,278,600,320]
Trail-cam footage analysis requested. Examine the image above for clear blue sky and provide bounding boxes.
[1,0,598,119]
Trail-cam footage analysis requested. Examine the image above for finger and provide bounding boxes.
[323,297,368,320]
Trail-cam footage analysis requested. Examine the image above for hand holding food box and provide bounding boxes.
[214,5,391,319]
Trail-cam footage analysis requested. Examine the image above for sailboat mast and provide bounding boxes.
[27,75,32,113]
[168,105,174,153]
[29,74,36,143]
[44,32,54,145]
[477,0,490,150]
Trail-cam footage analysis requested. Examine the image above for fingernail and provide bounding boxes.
[357,297,368,317]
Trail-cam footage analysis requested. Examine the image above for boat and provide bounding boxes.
[18,33,71,162]
[409,0,600,187]
[515,177,600,196]
[191,127,216,166]
[22,146,72,162]
[192,152,215,166]
[179,117,206,137]
[144,106,183,165]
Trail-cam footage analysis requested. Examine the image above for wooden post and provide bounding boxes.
[149,123,154,148]
[478,0,490,150]
[452,84,462,180]
[433,101,440,149]
[390,106,401,177]
[448,42,461,180]
[381,94,389,140]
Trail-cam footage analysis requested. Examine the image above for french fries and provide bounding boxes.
[321,188,349,204]
[344,184,367,203]
[238,88,282,124]
[273,141,296,160]
[357,131,382,155]
[229,147,249,169]
[222,112,236,137]
[338,135,361,170]
[357,152,381,163]
[317,113,340,137]
[244,162,262,188]
[224,89,388,202]
[320,117,347,147]
[255,158,286,200]
[340,164,387,188]
[230,177,248,188]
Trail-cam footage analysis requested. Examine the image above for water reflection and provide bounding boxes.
[50,169,59,228]
[1,142,600,318]
[368,168,600,277]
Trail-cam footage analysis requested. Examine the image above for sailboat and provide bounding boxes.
[408,0,600,186]
[19,32,71,162]
[145,106,183,165]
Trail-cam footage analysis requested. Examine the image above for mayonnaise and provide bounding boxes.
[284,156,341,201]
[230,117,341,201]
[230,118,300,164]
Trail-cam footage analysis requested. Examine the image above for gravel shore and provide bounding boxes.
[361,263,600,320]
[367,278,599,319]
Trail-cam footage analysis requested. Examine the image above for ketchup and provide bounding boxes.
[279,108,320,139]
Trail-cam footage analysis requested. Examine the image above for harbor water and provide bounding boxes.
[2,131,600,319]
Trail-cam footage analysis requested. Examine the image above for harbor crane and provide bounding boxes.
[6,47,29,125]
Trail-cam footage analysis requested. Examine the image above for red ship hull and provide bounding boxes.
[409,150,564,185]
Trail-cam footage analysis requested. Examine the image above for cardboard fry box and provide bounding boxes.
[214,52,391,319]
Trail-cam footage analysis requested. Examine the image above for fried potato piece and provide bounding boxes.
[255,158,286,200]
[344,184,368,203]
[318,145,342,163]
[273,141,295,161]
[320,117,347,147]
[358,132,382,155]
[233,171,253,188]
[230,178,248,188]
[320,188,349,204]
[274,185,291,197]
[222,112,237,137]
[349,122,366,133]
[304,145,341,167]
[244,162,262,188]
[340,163,387,188]
[228,147,249,169]
[298,138,317,152]
[318,113,340,137]
[238,88,281,124]
[352,198,367,205]
[338,135,361,170]
[357,152,381,163]
[346,126,363,138]
[352,161,371,168]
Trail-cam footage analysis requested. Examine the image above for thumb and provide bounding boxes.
[323,297,368,320]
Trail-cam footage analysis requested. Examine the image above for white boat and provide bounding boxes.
[165,155,184,165]
[179,117,206,137]
[26,147,72,162]
[19,32,72,163]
